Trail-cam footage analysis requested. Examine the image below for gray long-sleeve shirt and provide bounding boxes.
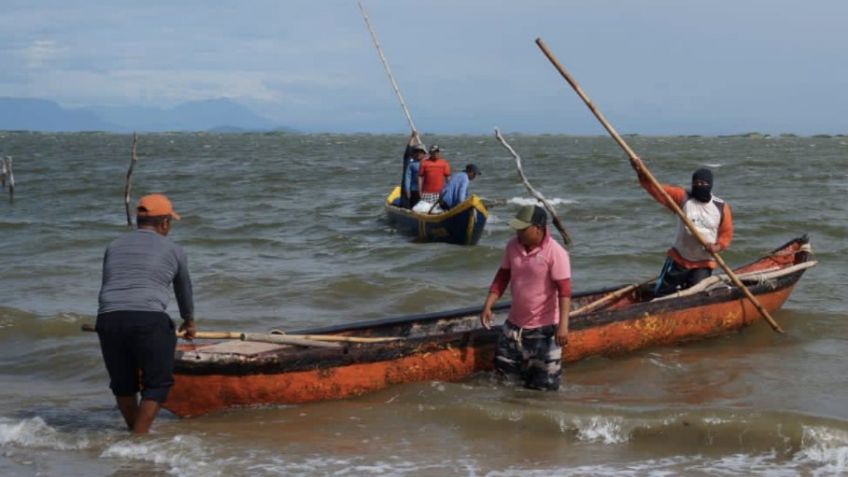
[98,229,194,320]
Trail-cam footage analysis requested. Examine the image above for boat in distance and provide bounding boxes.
[163,236,814,417]
[383,186,488,245]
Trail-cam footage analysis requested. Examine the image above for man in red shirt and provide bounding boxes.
[480,205,572,390]
[632,157,733,296]
[417,145,451,204]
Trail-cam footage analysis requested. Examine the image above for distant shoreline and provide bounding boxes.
[0,130,844,138]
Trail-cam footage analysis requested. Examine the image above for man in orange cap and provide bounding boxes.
[96,193,196,434]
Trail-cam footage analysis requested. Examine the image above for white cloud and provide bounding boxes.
[0,67,355,107]
[20,39,64,68]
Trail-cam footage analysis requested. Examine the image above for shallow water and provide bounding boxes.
[1,132,846,476]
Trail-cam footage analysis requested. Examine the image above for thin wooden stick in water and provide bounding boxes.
[124,133,138,226]
[494,128,572,247]
[1,157,6,189]
[5,156,14,203]
[534,37,783,333]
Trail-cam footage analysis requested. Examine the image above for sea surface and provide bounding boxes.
[0,132,846,476]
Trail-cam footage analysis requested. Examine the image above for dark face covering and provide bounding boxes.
[690,168,713,203]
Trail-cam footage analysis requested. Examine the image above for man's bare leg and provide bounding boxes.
[132,399,161,434]
[116,395,139,431]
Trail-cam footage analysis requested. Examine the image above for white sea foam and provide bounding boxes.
[508,197,578,206]
[0,416,90,451]
[101,434,219,477]
[572,416,629,444]
[702,416,733,425]
[795,425,848,475]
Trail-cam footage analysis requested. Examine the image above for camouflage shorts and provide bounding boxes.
[494,320,562,391]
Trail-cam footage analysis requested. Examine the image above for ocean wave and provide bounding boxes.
[507,196,578,207]
[0,307,92,340]
[795,425,848,475]
[101,434,220,477]
[569,415,629,444]
[0,417,91,451]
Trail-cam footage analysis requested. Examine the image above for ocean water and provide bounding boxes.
[0,132,846,476]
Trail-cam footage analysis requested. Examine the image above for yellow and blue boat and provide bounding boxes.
[384,186,488,245]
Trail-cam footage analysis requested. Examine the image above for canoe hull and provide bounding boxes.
[384,186,488,245]
[164,236,813,417]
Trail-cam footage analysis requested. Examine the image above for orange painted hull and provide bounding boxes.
[164,236,812,417]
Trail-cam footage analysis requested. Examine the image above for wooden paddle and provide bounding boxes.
[494,128,572,247]
[534,37,784,333]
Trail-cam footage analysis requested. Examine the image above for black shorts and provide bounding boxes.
[96,310,177,403]
[654,257,713,296]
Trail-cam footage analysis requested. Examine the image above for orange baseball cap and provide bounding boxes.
[136,194,181,220]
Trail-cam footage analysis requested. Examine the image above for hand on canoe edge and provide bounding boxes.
[480,307,493,330]
[179,320,197,340]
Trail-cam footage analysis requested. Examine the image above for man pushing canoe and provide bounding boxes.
[96,194,196,434]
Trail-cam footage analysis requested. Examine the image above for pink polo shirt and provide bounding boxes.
[500,232,571,329]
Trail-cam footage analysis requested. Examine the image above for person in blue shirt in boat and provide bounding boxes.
[439,164,481,210]
[401,131,427,208]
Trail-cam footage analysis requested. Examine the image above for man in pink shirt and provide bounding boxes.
[481,205,572,390]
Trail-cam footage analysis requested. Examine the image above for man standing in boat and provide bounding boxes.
[631,158,733,296]
[96,194,196,434]
[417,145,451,205]
[480,205,571,391]
[401,131,426,208]
[439,164,481,210]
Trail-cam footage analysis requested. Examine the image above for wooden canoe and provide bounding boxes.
[384,186,488,245]
[163,236,814,417]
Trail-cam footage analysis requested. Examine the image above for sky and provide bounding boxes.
[1,0,847,135]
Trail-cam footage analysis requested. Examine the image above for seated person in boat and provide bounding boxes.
[439,163,481,209]
[401,131,427,208]
[96,194,196,434]
[417,144,451,205]
[480,205,571,391]
[632,158,733,296]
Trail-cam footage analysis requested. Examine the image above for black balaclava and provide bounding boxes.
[690,168,713,203]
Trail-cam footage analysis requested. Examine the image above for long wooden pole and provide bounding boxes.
[534,37,783,333]
[494,128,572,247]
[80,324,398,344]
[357,0,421,145]
[124,133,138,227]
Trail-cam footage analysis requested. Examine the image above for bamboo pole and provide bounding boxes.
[5,156,14,203]
[1,157,6,189]
[124,133,138,226]
[494,128,572,247]
[571,283,641,316]
[534,37,783,333]
[357,0,421,145]
[80,324,399,344]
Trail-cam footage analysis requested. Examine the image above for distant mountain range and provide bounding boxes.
[0,97,297,133]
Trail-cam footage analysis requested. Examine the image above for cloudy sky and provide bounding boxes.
[2,0,846,134]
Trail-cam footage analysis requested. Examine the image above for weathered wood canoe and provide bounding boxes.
[384,186,488,245]
[163,236,814,417]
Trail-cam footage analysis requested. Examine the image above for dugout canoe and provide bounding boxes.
[163,236,814,417]
[383,186,488,245]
